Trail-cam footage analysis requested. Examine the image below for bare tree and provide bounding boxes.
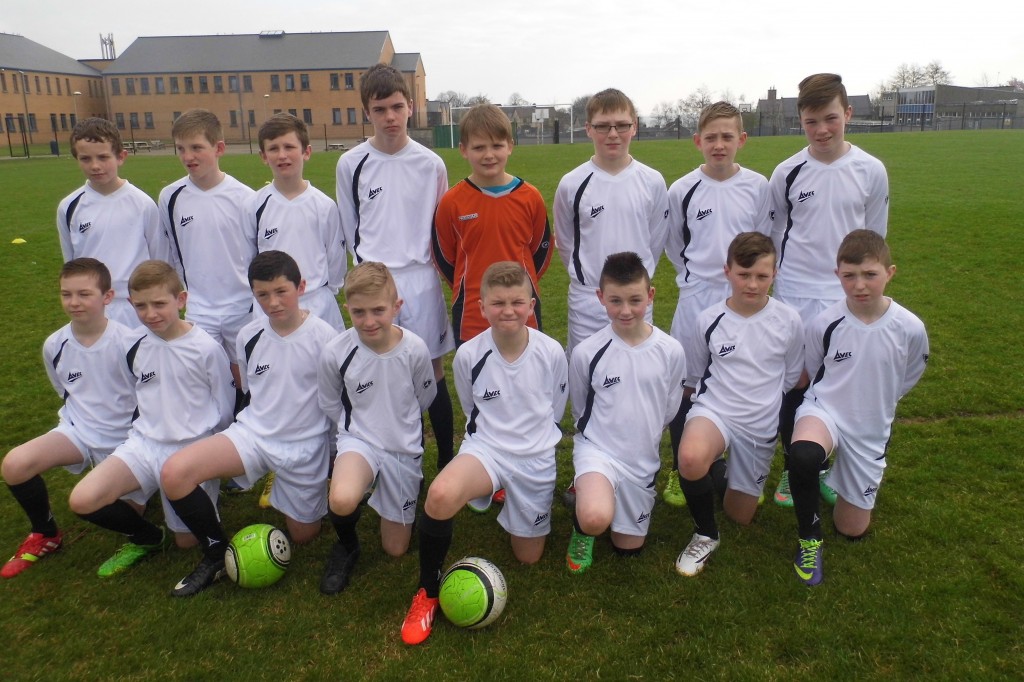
[506,92,530,106]
[1005,77,1024,92]
[887,63,927,89]
[572,94,592,126]
[649,101,680,128]
[923,60,953,85]
[465,93,491,106]
[436,90,468,108]
[678,86,714,129]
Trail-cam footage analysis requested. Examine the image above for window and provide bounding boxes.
[140,78,149,95]
[29,113,37,132]
[88,81,94,97]
[199,76,208,93]
[173,111,182,122]
[70,114,77,127]
[144,112,154,129]
[303,108,312,124]
[184,77,194,94]
[170,77,179,94]
[50,113,58,131]
[229,110,238,127]
[125,78,136,95]
[35,76,41,94]
[66,78,71,94]
[56,78,62,95]
[46,77,52,94]
[243,75,253,92]
[332,108,342,124]
[114,113,124,129]
[155,77,165,94]
[5,115,15,132]
[270,74,280,92]
[300,74,310,91]
[129,112,139,129]
[345,73,354,90]
[60,113,68,130]
[228,75,238,93]
[214,76,223,93]
[273,109,281,115]
[330,73,340,90]
[0,72,6,92]
[248,110,255,126]
[110,78,120,96]
[288,108,297,117]
[347,108,357,124]
[285,74,295,91]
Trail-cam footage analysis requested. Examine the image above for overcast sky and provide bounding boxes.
[4,0,1021,115]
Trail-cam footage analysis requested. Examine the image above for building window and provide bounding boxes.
[248,110,256,126]
[1,72,6,92]
[57,78,62,95]
[115,113,125,129]
[70,114,77,127]
[129,112,139,129]
[170,77,179,94]
[140,78,150,95]
[199,76,208,93]
[270,74,280,92]
[50,113,58,131]
[300,74,310,91]
[345,73,354,90]
[88,81,94,97]
[110,78,120,96]
[288,108,297,117]
[214,76,223,93]
[127,78,137,95]
[60,113,68,130]
[46,77,52,94]
[5,115,14,132]
[66,78,71,94]
[35,76,41,94]
[173,111,182,122]
[144,112,154,129]
[330,73,340,90]
[243,75,253,92]
[285,74,295,91]
[155,77,165,94]
[28,113,37,131]
[332,108,342,124]
[347,108,357,124]
[229,110,238,127]
[303,108,312,124]
[184,77,194,94]
[229,75,238,93]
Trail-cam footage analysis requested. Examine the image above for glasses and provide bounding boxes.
[589,122,634,134]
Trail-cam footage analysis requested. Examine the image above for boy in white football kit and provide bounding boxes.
[674,233,803,577]
[663,102,772,505]
[554,88,669,355]
[769,74,889,507]
[68,261,234,575]
[161,251,338,597]
[566,252,685,574]
[252,113,346,331]
[335,63,456,470]
[2,259,142,579]
[318,262,436,599]
[57,118,169,328]
[402,262,568,646]
[788,230,928,586]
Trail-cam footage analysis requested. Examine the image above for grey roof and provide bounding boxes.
[757,94,874,117]
[104,31,392,75]
[0,33,101,76]
[391,53,422,73]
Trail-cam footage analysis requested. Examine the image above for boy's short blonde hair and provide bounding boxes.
[60,257,112,293]
[797,73,849,113]
[344,261,398,301]
[587,88,636,122]
[837,229,892,268]
[172,109,223,146]
[726,232,776,268]
[460,104,513,146]
[360,63,411,111]
[480,261,531,297]
[698,101,743,134]
[258,112,309,150]
[128,260,184,296]
[70,118,123,157]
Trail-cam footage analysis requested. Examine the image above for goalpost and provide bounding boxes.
[445,103,575,148]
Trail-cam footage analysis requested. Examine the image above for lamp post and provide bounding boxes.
[263,94,270,122]
[72,91,82,127]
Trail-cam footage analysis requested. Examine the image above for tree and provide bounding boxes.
[506,92,529,106]
[922,60,953,85]
[677,86,714,130]
[887,63,926,90]
[571,94,591,128]
[648,100,678,128]
[435,90,468,108]
[1006,77,1024,92]
[465,93,491,106]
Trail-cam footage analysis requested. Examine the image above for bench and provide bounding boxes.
[327,142,347,151]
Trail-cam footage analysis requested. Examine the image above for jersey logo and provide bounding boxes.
[559,382,566,394]
[718,344,736,357]
[797,190,815,203]
[263,227,278,240]
[482,388,501,401]
[423,379,433,390]
[440,330,447,344]
[812,513,820,525]
[254,363,270,375]
[757,473,767,485]
[696,208,713,220]
[533,512,549,526]
[140,371,157,383]
[663,209,669,219]
[602,375,620,388]
[832,350,853,363]
[769,209,776,221]
[78,221,92,234]
[636,511,651,523]
[179,215,194,227]
[67,371,83,383]
[356,380,374,394]
[590,205,605,219]
[367,186,383,200]
[458,213,479,221]
[864,485,878,497]
[402,498,416,511]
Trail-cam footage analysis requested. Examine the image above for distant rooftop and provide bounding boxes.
[0,32,101,76]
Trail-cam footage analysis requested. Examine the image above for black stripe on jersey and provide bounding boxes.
[126,336,145,373]
[532,281,543,332]
[64,192,86,234]
[575,338,613,434]
[777,161,807,268]
[166,184,189,288]
[349,153,371,263]
[678,180,702,283]
[695,312,727,399]
[532,217,553,276]
[430,217,456,285]
[338,346,359,431]
[811,316,846,387]
[451,280,466,344]
[466,349,493,435]
[254,194,272,238]
[52,338,70,369]
[243,329,265,363]
[570,173,595,285]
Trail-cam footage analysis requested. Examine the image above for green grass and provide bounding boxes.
[1,131,1022,680]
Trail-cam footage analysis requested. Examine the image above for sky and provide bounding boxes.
[3,0,1021,116]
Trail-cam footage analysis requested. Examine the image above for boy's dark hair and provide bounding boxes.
[587,88,637,122]
[359,63,411,111]
[60,257,112,292]
[248,250,301,287]
[258,112,309,150]
[698,101,743,134]
[172,109,223,146]
[481,261,530,296]
[128,260,184,296]
[599,252,650,289]
[70,117,123,157]
[797,73,849,113]
[460,104,513,146]
[344,261,397,301]
[727,232,777,268]
[837,229,892,268]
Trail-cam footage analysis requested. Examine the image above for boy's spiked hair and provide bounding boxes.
[258,112,310,150]
[172,108,223,146]
[698,101,744,134]
[481,261,530,296]
[60,257,112,293]
[460,104,514,146]
[797,73,849,113]
[359,63,411,111]
[837,229,892,268]
[70,117,123,157]
[344,261,397,301]
[248,250,301,287]
[727,232,776,268]
[128,260,184,296]
[587,88,637,122]
[599,252,650,289]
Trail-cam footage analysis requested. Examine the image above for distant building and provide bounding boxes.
[891,84,1021,130]
[751,87,874,136]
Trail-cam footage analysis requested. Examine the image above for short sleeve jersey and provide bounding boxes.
[554,159,669,288]
[318,327,437,455]
[769,145,889,302]
[666,166,771,290]
[335,139,448,271]
[453,327,568,456]
[159,175,257,317]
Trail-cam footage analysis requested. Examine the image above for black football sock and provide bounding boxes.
[77,499,163,546]
[168,487,228,561]
[612,544,644,558]
[428,378,455,470]
[679,473,718,540]
[571,509,589,536]
[8,476,58,537]
[789,440,826,540]
[417,512,453,598]
[668,397,692,470]
[709,457,728,501]
[328,508,361,555]
[233,388,249,417]
[779,386,807,458]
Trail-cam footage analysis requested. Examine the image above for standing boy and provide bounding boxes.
[252,113,347,331]
[565,252,685,574]
[401,262,568,645]
[663,101,772,506]
[160,251,337,596]
[674,233,802,577]
[336,63,455,470]
[432,104,552,345]
[57,118,169,328]
[788,230,927,586]
[317,262,436,597]
[769,74,889,507]
[2,259,141,579]
[67,261,234,576]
